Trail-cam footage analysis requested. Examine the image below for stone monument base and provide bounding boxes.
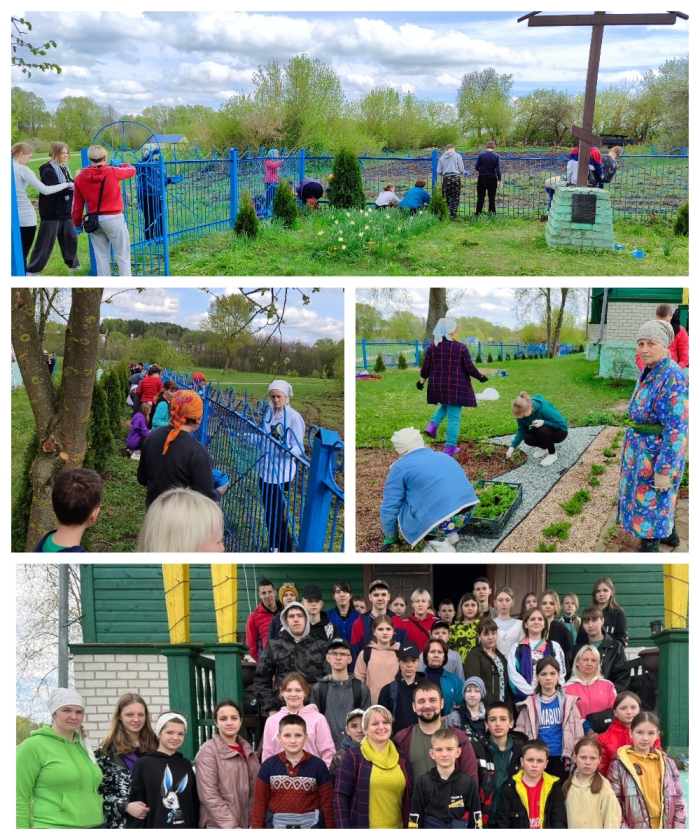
[545,186,614,250]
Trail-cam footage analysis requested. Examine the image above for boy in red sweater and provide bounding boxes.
[252,714,335,828]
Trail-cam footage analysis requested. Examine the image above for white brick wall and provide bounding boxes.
[73,653,171,743]
[590,301,664,344]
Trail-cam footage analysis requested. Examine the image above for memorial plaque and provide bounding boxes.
[572,193,597,224]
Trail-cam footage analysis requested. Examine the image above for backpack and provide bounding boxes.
[316,678,363,716]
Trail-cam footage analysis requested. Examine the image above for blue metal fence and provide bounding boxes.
[356,339,577,368]
[10,146,688,276]
[164,371,343,553]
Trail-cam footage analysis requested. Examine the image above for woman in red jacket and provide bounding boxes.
[635,304,689,371]
[72,145,135,276]
[597,691,660,777]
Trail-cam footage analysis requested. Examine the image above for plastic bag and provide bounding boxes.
[476,387,500,401]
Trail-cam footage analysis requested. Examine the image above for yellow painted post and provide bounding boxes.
[682,288,688,305]
[162,564,190,643]
[211,564,238,643]
[663,564,689,629]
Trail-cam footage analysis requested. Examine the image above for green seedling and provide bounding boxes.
[589,476,601,487]
[590,464,605,476]
[472,483,518,520]
[535,540,557,552]
[602,447,616,458]
[559,489,591,516]
[542,521,573,540]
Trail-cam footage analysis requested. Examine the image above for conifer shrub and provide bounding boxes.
[234,191,260,238]
[273,180,299,227]
[328,148,366,210]
[674,201,688,236]
[475,353,482,363]
[84,379,114,475]
[397,352,408,370]
[102,369,124,439]
[429,184,449,220]
[374,353,386,373]
[487,352,493,363]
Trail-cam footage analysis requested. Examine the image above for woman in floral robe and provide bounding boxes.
[618,320,689,552]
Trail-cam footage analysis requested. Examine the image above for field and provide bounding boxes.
[12,370,343,553]
[356,354,634,448]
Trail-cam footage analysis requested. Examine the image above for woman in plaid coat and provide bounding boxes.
[419,318,489,456]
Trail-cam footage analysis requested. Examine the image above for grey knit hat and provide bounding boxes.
[637,319,674,348]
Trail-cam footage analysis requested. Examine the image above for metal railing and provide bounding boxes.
[164,371,344,552]
[356,339,578,368]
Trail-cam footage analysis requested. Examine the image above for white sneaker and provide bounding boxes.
[530,447,548,459]
[130,451,141,460]
[540,453,558,466]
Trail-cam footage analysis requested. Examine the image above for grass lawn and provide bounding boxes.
[29,209,687,277]
[356,354,633,448]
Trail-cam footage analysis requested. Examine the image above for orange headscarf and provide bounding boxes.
[162,390,203,455]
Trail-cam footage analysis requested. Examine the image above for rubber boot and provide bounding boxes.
[660,525,680,547]
[444,444,460,457]
[637,538,660,553]
[424,421,438,439]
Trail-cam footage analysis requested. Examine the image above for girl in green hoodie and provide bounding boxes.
[507,391,568,467]
[16,688,103,829]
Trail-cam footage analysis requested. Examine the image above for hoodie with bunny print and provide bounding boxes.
[126,749,199,828]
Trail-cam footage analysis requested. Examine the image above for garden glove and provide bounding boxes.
[479,374,489,383]
[506,447,514,459]
[532,419,544,428]
[381,535,400,552]
[74,226,83,235]
[654,472,673,491]
[416,380,424,390]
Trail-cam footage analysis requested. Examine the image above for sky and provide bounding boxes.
[12,8,689,114]
[358,286,590,328]
[99,287,344,344]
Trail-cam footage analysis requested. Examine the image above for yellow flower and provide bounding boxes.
[397,227,402,232]
[338,237,344,242]
[346,212,351,217]
[358,231,364,237]
[364,225,369,230]
[350,221,355,225]
[339,230,343,234]
[317,231,323,236]
[341,244,346,250]
[334,220,339,224]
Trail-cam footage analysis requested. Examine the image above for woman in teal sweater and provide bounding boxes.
[16,688,104,829]
[506,390,568,467]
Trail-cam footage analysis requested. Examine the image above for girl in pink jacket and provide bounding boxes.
[261,672,335,766]
[353,615,400,703]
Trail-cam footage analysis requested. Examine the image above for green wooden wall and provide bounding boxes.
[80,564,365,644]
[547,564,664,647]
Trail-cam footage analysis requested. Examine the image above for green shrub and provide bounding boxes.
[84,379,114,474]
[559,489,591,516]
[590,464,605,476]
[328,148,366,210]
[487,352,493,363]
[234,191,260,238]
[505,353,511,361]
[116,358,130,395]
[429,184,449,220]
[102,369,124,439]
[681,464,689,488]
[602,447,616,458]
[475,353,482,363]
[374,354,386,373]
[11,429,39,552]
[578,344,585,353]
[273,180,299,227]
[674,201,688,236]
[418,351,424,365]
[542,521,573,540]
[497,353,503,362]
[397,352,408,370]
[535,541,557,552]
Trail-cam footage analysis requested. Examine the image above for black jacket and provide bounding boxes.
[546,620,572,664]
[137,425,219,508]
[568,633,629,692]
[378,672,428,734]
[473,730,528,827]
[37,161,74,220]
[463,645,514,710]
[126,750,199,829]
[496,773,567,829]
[254,629,331,712]
[577,608,628,647]
[410,767,482,828]
[95,747,139,829]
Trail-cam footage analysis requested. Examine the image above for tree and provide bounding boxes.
[11,87,51,138]
[11,288,103,550]
[11,16,61,77]
[457,68,514,145]
[53,96,103,150]
[513,288,585,357]
[355,303,382,338]
[329,148,366,210]
[201,293,255,373]
[425,289,448,340]
[387,310,423,341]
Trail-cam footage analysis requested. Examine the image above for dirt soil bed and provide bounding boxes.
[497,426,621,553]
[356,441,524,553]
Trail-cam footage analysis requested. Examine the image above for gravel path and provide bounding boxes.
[455,426,605,552]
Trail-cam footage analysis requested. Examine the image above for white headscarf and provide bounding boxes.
[433,317,457,344]
[268,379,293,406]
[155,712,188,737]
[47,687,98,763]
[391,427,425,456]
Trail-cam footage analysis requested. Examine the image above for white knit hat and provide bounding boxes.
[391,427,425,455]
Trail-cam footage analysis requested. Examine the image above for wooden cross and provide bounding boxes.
[518,11,688,186]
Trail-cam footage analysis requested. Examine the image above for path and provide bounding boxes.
[455,426,604,552]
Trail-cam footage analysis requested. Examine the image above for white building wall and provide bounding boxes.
[591,301,662,344]
[73,653,170,744]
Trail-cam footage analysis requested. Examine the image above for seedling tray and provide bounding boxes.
[462,479,523,538]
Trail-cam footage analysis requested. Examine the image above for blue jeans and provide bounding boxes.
[265,183,278,215]
[429,404,463,447]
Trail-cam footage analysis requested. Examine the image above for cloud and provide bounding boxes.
[102,288,180,319]
[172,61,254,91]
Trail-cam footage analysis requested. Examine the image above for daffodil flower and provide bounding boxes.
[358,231,364,237]
[334,220,339,224]
[350,221,355,225]
[317,231,323,236]
[338,237,344,242]
[341,244,346,249]
[365,225,370,230]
